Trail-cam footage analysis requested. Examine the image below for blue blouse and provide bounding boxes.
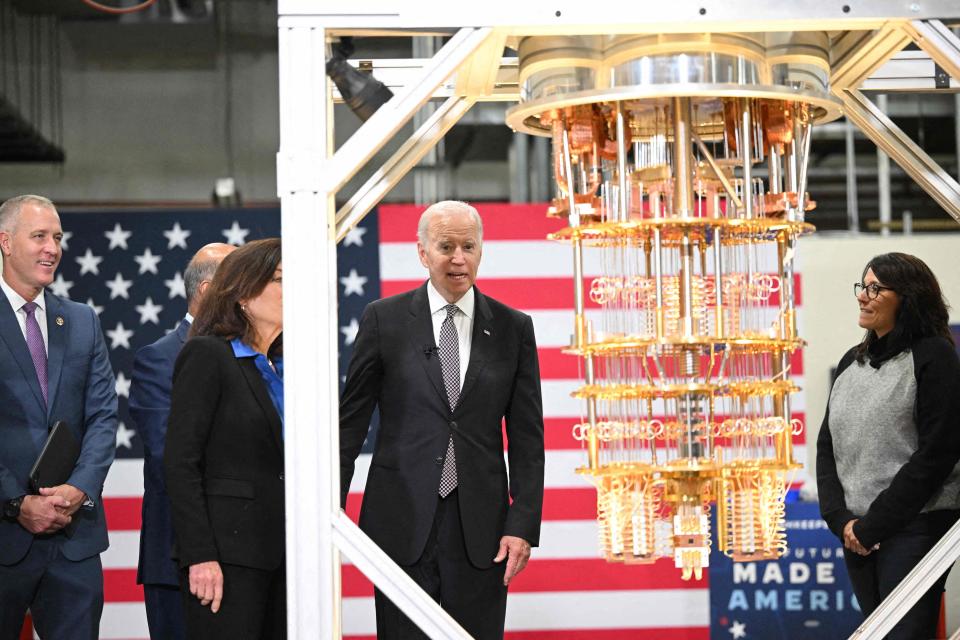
[230,337,284,433]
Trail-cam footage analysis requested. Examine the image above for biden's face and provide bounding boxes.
[417,210,482,304]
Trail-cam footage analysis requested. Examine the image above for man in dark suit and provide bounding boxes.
[129,242,234,640]
[340,200,545,639]
[0,194,118,640]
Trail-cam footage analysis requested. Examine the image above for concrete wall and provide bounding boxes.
[0,22,511,205]
[800,232,960,632]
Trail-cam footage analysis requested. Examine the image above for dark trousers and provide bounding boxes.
[374,490,508,640]
[843,510,959,640]
[144,582,186,640]
[179,561,286,640]
[0,536,103,640]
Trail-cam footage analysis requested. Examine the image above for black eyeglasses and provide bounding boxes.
[854,282,895,300]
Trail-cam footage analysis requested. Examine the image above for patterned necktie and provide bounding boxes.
[22,302,48,406]
[437,304,460,497]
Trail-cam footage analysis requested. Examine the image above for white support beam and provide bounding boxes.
[278,16,489,640]
[278,1,960,33]
[862,49,960,90]
[329,57,520,101]
[322,27,494,194]
[332,513,472,640]
[454,30,509,98]
[901,19,960,83]
[831,24,912,90]
[850,517,960,639]
[837,88,960,223]
[277,22,341,639]
[335,95,476,242]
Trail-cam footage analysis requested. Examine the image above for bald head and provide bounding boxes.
[185,242,235,313]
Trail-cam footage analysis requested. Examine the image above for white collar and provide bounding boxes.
[426,280,474,319]
[0,273,44,313]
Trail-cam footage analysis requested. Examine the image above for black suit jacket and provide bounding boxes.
[340,283,544,568]
[164,336,285,571]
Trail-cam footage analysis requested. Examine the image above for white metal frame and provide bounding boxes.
[851,517,960,639]
[276,4,960,638]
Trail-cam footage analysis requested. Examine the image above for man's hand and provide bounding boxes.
[41,484,86,517]
[843,519,875,556]
[189,561,224,612]
[17,494,72,534]
[493,535,531,586]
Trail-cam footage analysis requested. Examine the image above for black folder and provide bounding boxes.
[29,421,80,494]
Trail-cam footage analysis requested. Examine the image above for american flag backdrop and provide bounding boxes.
[51,203,806,638]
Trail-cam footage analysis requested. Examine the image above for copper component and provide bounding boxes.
[633,164,671,184]
[762,191,817,216]
[760,100,794,148]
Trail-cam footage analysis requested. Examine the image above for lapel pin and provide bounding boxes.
[56,316,64,326]
[483,329,490,336]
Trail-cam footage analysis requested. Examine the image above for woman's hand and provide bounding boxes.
[843,519,874,556]
[189,560,224,612]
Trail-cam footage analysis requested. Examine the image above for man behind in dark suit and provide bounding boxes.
[129,242,234,640]
[0,194,118,639]
[340,200,545,639]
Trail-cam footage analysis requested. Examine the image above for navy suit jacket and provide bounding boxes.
[128,318,189,586]
[0,289,118,565]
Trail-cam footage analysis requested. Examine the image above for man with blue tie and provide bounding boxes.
[0,194,118,639]
[129,242,234,640]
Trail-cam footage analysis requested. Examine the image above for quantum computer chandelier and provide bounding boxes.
[506,32,841,580]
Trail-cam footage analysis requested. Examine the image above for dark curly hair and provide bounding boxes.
[854,252,953,363]
[190,237,282,355]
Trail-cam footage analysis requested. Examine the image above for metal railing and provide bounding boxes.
[849,517,960,638]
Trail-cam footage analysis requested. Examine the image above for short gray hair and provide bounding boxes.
[184,253,221,306]
[0,194,57,233]
[416,200,483,246]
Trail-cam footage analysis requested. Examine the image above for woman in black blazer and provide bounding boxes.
[164,238,285,639]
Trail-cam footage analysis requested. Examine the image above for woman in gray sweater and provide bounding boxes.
[817,252,960,639]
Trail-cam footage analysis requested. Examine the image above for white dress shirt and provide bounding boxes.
[0,275,49,353]
[426,281,474,388]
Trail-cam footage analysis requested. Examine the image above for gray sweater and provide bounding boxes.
[817,335,960,548]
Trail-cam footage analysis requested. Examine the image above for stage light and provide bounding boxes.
[326,37,393,122]
[212,177,240,207]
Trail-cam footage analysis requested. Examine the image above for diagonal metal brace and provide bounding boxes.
[850,516,960,639]
[335,95,476,242]
[831,24,912,90]
[901,19,960,83]
[322,27,494,195]
[332,512,472,640]
[836,88,960,224]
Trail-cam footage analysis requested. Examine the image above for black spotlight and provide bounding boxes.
[326,37,394,122]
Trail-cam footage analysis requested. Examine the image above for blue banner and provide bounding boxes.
[710,501,862,639]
